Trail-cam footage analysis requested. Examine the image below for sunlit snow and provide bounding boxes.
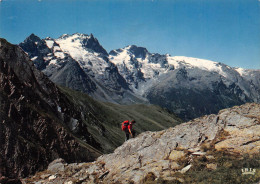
[45,40,54,49]
[49,59,58,65]
[43,56,52,61]
[56,33,109,75]
[54,52,65,59]
[168,56,228,77]
[235,67,247,76]
[31,56,38,61]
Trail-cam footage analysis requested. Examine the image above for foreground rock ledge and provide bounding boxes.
[23,103,260,183]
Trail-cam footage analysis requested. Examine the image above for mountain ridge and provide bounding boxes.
[19,33,260,120]
[19,33,142,104]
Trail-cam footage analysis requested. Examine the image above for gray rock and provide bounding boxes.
[47,158,66,173]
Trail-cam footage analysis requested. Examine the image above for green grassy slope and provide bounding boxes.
[59,86,183,153]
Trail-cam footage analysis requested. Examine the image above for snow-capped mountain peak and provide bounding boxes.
[109,45,170,90]
[56,33,91,61]
[167,56,229,77]
[56,33,108,56]
[54,33,111,75]
[109,45,148,61]
[127,45,149,59]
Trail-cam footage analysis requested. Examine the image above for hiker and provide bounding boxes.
[121,120,136,141]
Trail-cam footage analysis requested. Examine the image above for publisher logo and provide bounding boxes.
[241,168,256,175]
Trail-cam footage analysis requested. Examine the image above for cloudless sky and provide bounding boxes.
[0,0,260,69]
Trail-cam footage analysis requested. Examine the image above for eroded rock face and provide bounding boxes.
[23,103,260,183]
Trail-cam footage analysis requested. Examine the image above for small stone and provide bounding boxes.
[188,148,200,153]
[206,163,217,170]
[192,151,206,156]
[168,150,185,161]
[47,158,66,173]
[180,165,192,174]
[177,178,185,183]
[48,175,57,181]
[40,174,51,179]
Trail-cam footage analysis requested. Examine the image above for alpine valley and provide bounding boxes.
[20,33,260,120]
[0,38,181,180]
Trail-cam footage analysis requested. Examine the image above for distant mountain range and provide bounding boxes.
[19,33,260,120]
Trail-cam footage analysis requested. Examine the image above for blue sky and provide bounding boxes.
[1,0,259,69]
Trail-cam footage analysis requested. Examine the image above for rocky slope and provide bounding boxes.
[24,103,260,184]
[0,38,102,179]
[0,38,181,180]
[20,33,260,121]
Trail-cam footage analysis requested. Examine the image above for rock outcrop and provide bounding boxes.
[23,103,260,183]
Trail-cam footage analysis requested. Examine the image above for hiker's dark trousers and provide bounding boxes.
[125,130,130,141]
[124,130,136,141]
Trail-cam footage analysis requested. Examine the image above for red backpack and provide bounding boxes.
[121,120,129,131]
